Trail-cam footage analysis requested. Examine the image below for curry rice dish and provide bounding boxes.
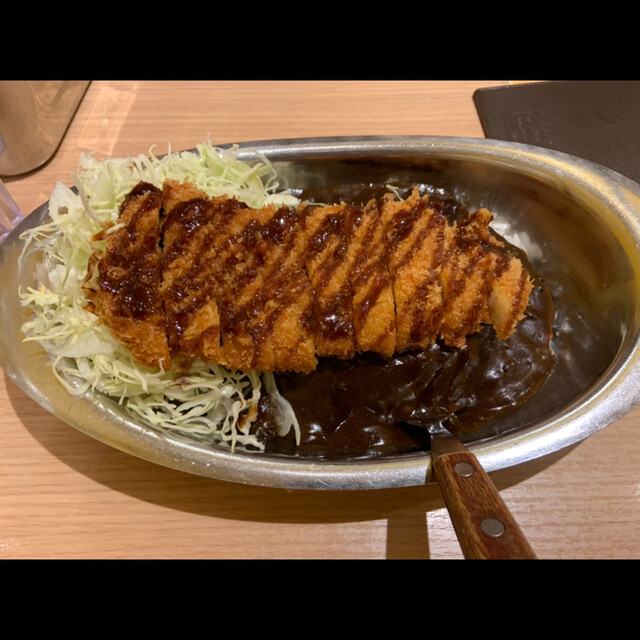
[85,180,534,374]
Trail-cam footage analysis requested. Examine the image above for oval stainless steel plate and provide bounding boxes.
[2,135,640,490]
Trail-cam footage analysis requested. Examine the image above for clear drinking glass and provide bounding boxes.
[0,179,23,244]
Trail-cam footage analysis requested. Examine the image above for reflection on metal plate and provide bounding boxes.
[1,136,640,490]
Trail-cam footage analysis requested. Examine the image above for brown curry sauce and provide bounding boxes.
[250,184,556,459]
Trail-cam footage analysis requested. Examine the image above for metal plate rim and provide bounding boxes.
[3,134,640,490]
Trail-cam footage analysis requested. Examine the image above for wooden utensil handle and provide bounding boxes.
[433,450,537,559]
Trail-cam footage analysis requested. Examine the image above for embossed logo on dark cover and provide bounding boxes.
[473,81,640,184]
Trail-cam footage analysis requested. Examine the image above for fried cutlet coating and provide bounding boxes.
[439,207,533,348]
[344,199,397,356]
[215,202,316,373]
[380,188,532,350]
[256,206,317,373]
[161,180,225,365]
[301,203,356,359]
[162,181,317,373]
[380,188,447,351]
[87,182,171,369]
[89,181,534,373]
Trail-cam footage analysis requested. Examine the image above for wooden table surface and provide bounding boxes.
[1,80,638,560]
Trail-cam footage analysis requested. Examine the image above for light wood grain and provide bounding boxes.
[1,81,639,560]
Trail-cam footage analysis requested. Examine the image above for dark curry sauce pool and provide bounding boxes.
[251,184,556,459]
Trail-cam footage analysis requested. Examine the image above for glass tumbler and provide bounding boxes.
[0,179,23,244]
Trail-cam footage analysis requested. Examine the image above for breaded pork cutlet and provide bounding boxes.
[162,179,280,372]
[379,187,533,350]
[161,179,227,366]
[210,201,275,372]
[380,187,448,352]
[214,200,314,373]
[446,207,533,345]
[87,182,170,369]
[251,205,317,373]
[89,180,534,374]
[301,202,356,359]
[343,199,397,356]
[162,180,317,373]
[438,207,533,348]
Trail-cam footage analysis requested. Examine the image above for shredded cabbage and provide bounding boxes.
[19,138,300,451]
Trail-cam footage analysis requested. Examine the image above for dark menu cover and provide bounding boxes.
[473,81,640,185]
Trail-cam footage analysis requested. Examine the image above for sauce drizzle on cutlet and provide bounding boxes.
[97,182,164,320]
[91,181,536,373]
[86,181,170,368]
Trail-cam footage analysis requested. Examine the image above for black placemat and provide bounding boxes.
[473,81,640,184]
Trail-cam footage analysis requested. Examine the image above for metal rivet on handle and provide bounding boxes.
[481,518,506,537]
[453,461,474,477]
